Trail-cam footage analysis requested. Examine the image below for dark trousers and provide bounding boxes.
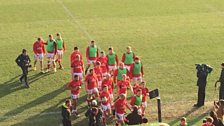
[219,85,224,100]
[20,66,28,85]
[197,86,205,106]
[62,119,71,126]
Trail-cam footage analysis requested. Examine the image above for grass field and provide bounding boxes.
[1,0,224,125]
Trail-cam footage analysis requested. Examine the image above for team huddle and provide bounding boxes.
[32,35,149,126]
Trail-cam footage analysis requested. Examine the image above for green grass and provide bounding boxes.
[1,0,224,125]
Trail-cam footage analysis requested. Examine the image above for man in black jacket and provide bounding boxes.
[194,65,209,107]
[85,100,104,126]
[215,63,224,100]
[62,99,72,126]
[125,106,143,125]
[15,49,31,88]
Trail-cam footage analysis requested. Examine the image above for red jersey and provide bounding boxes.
[117,80,130,94]
[140,87,149,102]
[72,60,84,73]
[94,67,103,81]
[133,84,141,94]
[33,41,45,54]
[201,123,214,126]
[85,74,98,89]
[68,80,82,95]
[102,79,113,94]
[70,51,83,66]
[100,91,111,105]
[96,57,108,73]
[114,98,128,114]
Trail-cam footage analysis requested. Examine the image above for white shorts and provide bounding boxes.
[101,104,111,111]
[87,59,96,65]
[98,80,102,89]
[87,88,99,95]
[115,112,124,121]
[34,53,44,61]
[142,101,147,108]
[102,72,108,77]
[109,93,114,100]
[71,94,79,99]
[125,65,131,71]
[108,65,117,71]
[73,72,83,80]
[132,76,142,82]
[57,50,63,55]
[47,53,55,59]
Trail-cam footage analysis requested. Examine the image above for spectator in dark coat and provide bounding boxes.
[210,111,224,126]
[125,105,143,125]
[61,99,72,126]
[85,106,104,126]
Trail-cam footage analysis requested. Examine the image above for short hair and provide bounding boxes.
[140,81,146,85]
[89,68,94,72]
[206,116,214,123]
[91,40,95,43]
[100,51,105,54]
[74,47,79,50]
[135,56,140,60]
[74,75,79,78]
[75,54,80,58]
[37,37,41,41]
[108,47,113,50]
[56,33,60,36]
[137,89,142,92]
[96,61,101,65]
[103,85,108,89]
[49,34,52,37]
[126,46,131,49]
[22,49,27,53]
[65,99,70,104]
[181,117,186,122]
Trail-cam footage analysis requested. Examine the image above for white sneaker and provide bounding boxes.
[41,70,45,74]
[33,67,37,71]
[45,69,50,73]
[53,68,57,73]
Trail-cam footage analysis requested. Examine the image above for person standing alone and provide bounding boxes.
[15,49,31,88]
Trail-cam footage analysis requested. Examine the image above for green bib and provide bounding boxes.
[56,38,63,49]
[89,46,97,57]
[178,124,188,126]
[124,52,133,64]
[117,68,127,80]
[107,53,116,65]
[47,40,54,52]
[133,62,141,74]
[134,95,142,106]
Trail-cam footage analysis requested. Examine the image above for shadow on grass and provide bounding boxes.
[0,72,52,99]
[0,85,66,122]
[188,108,212,125]
[5,92,89,126]
[168,107,200,125]
[11,97,66,126]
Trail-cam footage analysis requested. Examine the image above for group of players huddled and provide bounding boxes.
[32,34,149,126]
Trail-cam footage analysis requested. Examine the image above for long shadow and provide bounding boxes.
[0,72,52,99]
[10,92,88,126]
[168,107,199,125]
[188,108,212,125]
[0,85,66,122]
[11,98,66,126]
